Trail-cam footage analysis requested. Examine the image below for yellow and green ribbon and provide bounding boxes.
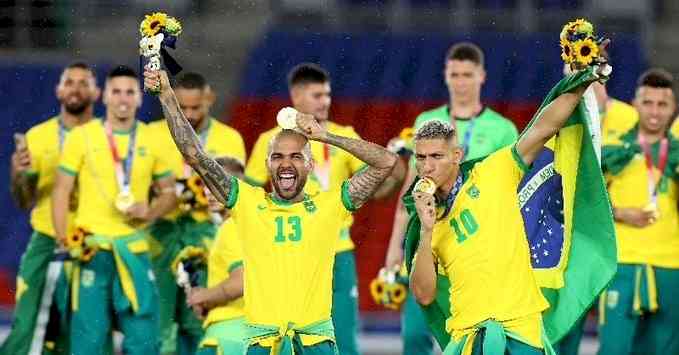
[244,319,336,355]
[444,319,555,355]
[633,264,659,315]
[70,232,151,314]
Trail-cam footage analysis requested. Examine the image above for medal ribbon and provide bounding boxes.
[449,106,483,159]
[313,143,331,191]
[460,119,477,158]
[183,120,210,178]
[638,134,669,206]
[439,173,464,220]
[105,121,137,194]
[58,116,67,150]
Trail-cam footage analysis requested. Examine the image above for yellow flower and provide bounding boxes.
[140,12,167,37]
[369,278,385,304]
[399,127,414,141]
[573,38,599,66]
[572,18,586,28]
[572,18,593,35]
[560,38,573,64]
[165,17,182,36]
[560,21,574,41]
[187,176,208,206]
[561,18,594,41]
[65,228,86,249]
[386,283,407,310]
[81,246,98,263]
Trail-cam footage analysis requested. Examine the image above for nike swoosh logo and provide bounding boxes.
[257,205,267,210]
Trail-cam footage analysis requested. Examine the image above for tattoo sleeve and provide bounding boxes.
[321,133,397,209]
[159,91,234,205]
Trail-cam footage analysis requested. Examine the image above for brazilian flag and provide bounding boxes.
[404,67,617,348]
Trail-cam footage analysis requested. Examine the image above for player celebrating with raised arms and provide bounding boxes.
[144,68,397,355]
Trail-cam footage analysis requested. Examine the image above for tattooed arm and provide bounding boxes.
[145,69,234,205]
[296,113,397,209]
[323,133,397,208]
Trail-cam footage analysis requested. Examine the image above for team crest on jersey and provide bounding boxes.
[466,185,480,199]
[137,147,147,157]
[81,270,95,288]
[606,290,619,309]
[303,199,317,213]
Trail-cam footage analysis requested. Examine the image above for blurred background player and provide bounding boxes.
[51,65,176,355]
[147,72,246,355]
[600,68,679,355]
[383,42,518,355]
[245,63,405,355]
[188,157,246,355]
[1,62,100,355]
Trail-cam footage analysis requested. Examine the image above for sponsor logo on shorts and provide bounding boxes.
[81,270,95,288]
[607,290,619,309]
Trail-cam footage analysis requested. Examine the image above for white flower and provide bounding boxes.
[139,33,165,57]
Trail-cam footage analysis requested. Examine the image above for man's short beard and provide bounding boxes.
[271,175,307,200]
[191,116,206,130]
[64,101,90,115]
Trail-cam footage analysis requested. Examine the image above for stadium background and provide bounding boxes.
[0,0,674,353]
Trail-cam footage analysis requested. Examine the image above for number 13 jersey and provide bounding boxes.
[224,177,355,338]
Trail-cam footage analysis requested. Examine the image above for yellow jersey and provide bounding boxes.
[59,119,172,236]
[224,178,354,345]
[431,146,548,347]
[245,122,364,253]
[604,136,679,268]
[25,117,77,237]
[147,118,246,222]
[204,218,245,327]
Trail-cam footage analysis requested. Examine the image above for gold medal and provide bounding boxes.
[414,177,437,195]
[115,191,135,212]
[276,107,298,130]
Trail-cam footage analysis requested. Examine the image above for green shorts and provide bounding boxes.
[598,264,679,355]
[247,340,337,355]
[196,317,245,355]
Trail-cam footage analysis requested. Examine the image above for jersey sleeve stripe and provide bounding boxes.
[58,165,77,176]
[152,170,172,181]
[341,180,357,212]
[228,260,243,273]
[225,176,239,209]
